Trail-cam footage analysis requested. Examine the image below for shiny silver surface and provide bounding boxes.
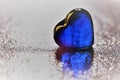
[0,0,120,80]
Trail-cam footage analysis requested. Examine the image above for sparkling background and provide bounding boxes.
[0,0,120,80]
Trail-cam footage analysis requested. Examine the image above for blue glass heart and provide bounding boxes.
[54,8,94,49]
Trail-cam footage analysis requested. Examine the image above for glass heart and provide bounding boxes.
[54,8,94,49]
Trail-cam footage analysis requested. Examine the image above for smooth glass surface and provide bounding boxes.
[54,9,94,48]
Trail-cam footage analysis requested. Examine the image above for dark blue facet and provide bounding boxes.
[54,8,94,49]
[55,47,94,77]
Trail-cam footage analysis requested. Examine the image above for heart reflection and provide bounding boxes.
[55,47,94,77]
